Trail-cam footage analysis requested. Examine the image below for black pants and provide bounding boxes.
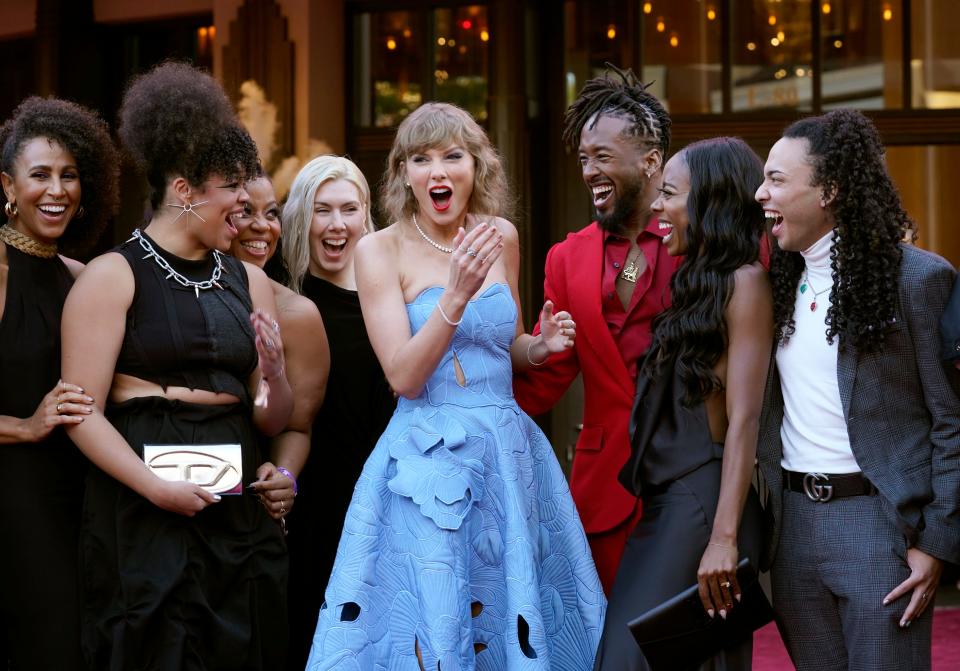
[595,459,763,671]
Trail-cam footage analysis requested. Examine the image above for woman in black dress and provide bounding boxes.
[0,96,118,670]
[61,62,292,670]
[596,137,772,670]
[228,171,329,527]
[279,155,396,670]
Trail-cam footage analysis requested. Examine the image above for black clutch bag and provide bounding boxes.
[627,558,774,671]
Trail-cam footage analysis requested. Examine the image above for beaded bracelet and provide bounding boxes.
[437,301,463,327]
[277,466,298,496]
[526,339,547,366]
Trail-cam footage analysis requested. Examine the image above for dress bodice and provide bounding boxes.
[403,283,517,410]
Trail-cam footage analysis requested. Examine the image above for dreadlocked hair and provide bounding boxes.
[561,63,671,157]
[643,138,766,405]
[771,109,916,353]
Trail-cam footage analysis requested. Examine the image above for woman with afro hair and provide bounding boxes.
[0,96,118,671]
[61,62,293,670]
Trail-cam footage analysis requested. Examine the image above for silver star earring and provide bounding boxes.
[167,198,210,223]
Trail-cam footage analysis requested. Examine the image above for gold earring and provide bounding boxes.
[4,201,17,218]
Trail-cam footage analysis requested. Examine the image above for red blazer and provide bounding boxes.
[514,221,675,535]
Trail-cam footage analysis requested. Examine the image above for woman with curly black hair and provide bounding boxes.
[599,137,771,670]
[61,62,292,670]
[754,109,959,670]
[0,96,118,670]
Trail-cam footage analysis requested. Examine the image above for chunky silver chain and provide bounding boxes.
[412,212,456,254]
[130,228,224,297]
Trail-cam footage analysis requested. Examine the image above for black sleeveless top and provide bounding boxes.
[0,247,75,442]
[113,231,257,403]
[619,352,724,496]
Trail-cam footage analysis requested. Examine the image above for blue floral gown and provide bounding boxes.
[306,283,606,670]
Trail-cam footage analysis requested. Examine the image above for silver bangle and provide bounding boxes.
[436,301,463,327]
[526,339,547,366]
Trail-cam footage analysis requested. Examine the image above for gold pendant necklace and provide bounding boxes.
[0,224,58,258]
[620,253,641,283]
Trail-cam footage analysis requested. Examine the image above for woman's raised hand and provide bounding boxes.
[23,379,94,441]
[445,221,504,302]
[538,301,576,353]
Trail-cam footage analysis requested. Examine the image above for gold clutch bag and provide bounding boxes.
[143,443,244,495]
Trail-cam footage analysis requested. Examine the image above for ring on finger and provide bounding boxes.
[56,403,64,413]
[466,246,479,257]
[720,580,732,589]
[279,500,287,515]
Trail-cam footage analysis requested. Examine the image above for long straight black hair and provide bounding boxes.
[643,137,766,404]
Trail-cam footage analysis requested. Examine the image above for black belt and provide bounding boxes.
[783,469,877,502]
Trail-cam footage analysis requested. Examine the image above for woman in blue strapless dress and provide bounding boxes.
[306,103,605,670]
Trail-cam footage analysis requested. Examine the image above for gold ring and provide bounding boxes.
[280,500,286,515]
[720,581,732,589]
[56,403,63,413]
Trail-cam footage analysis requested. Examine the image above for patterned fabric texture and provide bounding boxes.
[307,283,606,670]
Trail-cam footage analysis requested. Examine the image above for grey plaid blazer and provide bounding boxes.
[757,244,960,570]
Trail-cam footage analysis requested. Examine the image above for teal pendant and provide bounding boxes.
[800,283,808,294]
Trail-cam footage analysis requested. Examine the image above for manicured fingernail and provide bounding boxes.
[213,494,222,502]
[735,593,742,602]
[883,599,890,606]
[719,609,727,620]
[707,609,715,618]
[900,619,909,628]
[84,408,92,413]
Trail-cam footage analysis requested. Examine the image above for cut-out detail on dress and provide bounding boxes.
[474,643,488,654]
[471,601,484,618]
[518,614,538,659]
[336,602,360,622]
[415,636,426,671]
[452,350,467,387]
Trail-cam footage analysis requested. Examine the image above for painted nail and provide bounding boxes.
[707,609,715,618]
[735,593,742,602]
[213,494,222,502]
[883,599,890,606]
[719,609,727,620]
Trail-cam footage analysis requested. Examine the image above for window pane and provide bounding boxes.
[819,0,903,109]
[353,11,424,128]
[731,0,813,112]
[911,0,960,109]
[640,2,723,114]
[433,6,490,122]
[561,0,637,111]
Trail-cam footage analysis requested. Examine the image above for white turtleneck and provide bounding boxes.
[777,229,860,474]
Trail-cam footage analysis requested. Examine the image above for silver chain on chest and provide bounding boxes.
[130,228,225,298]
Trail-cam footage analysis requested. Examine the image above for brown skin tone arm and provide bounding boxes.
[252,293,329,519]
[62,253,219,515]
[697,264,773,617]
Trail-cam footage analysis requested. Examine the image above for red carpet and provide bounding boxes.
[753,607,960,670]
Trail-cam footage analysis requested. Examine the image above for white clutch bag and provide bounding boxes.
[143,443,244,495]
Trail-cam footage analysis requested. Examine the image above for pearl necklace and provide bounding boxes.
[130,228,225,298]
[412,212,456,253]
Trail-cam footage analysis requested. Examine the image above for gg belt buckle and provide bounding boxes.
[802,472,834,502]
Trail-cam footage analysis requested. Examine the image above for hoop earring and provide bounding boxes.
[75,205,85,219]
[166,198,210,223]
[4,201,17,219]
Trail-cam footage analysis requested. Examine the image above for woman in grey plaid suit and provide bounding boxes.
[755,108,960,671]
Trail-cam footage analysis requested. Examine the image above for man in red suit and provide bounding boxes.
[514,67,675,593]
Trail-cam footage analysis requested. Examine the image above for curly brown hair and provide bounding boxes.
[381,102,512,225]
[0,96,119,256]
[118,61,259,209]
[771,109,917,352]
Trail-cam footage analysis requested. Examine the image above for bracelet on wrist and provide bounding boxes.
[276,466,298,496]
[437,301,463,327]
[526,339,548,367]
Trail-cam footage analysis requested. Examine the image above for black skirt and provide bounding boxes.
[81,397,288,671]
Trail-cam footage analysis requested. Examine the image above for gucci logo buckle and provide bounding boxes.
[802,472,834,502]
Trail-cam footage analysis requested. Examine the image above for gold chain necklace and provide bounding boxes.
[620,250,642,283]
[0,224,58,258]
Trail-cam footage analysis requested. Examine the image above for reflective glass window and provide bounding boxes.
[731,0,813,111]
[911,0,960,108]
[353,11,424,128]
[433,6,490,122]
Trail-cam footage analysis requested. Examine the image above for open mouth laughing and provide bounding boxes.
[764,210,784,236]
[592,184,613,209]
[429,186,453,212]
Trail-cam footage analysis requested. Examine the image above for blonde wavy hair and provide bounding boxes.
[281,155,374,293]
[381,102,512,225]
